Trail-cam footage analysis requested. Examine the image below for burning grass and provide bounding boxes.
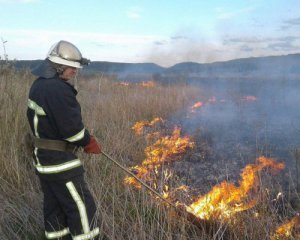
[0,66,300,239]
[272,215,300,239]
[124,125,194,190]
[185,156,285,221]
[126,116,289,234]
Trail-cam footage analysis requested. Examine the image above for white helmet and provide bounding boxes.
[47,40,90,68]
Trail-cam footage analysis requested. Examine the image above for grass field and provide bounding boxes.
[0,65,299,239]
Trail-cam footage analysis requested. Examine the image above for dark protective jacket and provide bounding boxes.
[27,72,90,180]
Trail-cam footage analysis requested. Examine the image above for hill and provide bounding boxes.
[166,53,300,79]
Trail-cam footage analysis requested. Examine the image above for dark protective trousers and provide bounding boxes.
[39,175,99,240]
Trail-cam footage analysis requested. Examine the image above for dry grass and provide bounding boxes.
[0,65,299,239]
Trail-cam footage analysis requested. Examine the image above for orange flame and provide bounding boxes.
[189,95,257,116]
[190,101,204,112]
[117,81,156,87]
[124,127,194,192]
[242,95,257,101]
[272,216,300,239]
[131,117,163,135]
[185,157,285,220]
[140,81,156,87]
[128,117,285,223]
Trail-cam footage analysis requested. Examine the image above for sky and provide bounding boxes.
[1,0,300,67]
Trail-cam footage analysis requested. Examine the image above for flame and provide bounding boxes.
[124,126,194,193]
[142,127,194,166]
[242,95,257,101]
[131,120,148,135]
[189,95,256,116]
[190,101,204,112]
[176,185,189,192]
[117,81,156,87]
[118,81,130,86]
[128,114,286,225]
[272,216,300,239]
[131,117,163,135]
[185,157,285,220]
[140,81,156,87]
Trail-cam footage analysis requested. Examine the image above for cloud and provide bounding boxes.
[223,37,273,45]
[223,35,300,46]
[281,17,300,30]
[126,6,142,19]
[267,36,300,51]
[0,28,162,62]
[2,29,157,46]
[138,30,300,66]
[170,35,189,41]
[278,36,300,42]
[153,40,167,46]
[240,45,253,52]
[284,18,300,25]
[221,34,300,59]
[2,27,300,67]
[268,42,296,51]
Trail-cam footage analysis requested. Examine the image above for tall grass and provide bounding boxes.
[0,66,299,239]
[0,65,43,239]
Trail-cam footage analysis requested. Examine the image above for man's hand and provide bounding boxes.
[84,136,101,154]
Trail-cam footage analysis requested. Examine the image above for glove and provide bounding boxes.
[84,136,101,154]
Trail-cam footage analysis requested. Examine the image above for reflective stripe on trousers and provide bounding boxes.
[66,181,100,240]
[40,176,99,240]
[72,228,100,240]
[45,227,99,240]
[45,228,70,239]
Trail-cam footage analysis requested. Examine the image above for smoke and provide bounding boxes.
[167,75,300,193]
[187,79,300,150]
[145,38,227,67]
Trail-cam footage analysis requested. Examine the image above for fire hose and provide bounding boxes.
[101,151,179,210]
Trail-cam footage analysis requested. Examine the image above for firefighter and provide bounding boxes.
[27,40,101,240]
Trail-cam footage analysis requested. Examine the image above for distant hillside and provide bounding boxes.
[5,53,300,80]
[166,53,300,78]
[12,60,45,70]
